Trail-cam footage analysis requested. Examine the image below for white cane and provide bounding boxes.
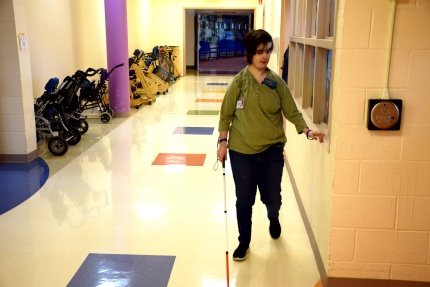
[222,160,230,287]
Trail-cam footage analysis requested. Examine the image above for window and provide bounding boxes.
[289,0,336,129]
[303,45,315,109]
[324,50,332,123]
[311,0,318,37]
[327,0,335,37]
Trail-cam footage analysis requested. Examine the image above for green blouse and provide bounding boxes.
[218,67,308,154]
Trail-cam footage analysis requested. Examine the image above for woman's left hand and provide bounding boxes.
[308,130,325,143]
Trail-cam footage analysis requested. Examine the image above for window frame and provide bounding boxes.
[289,0,336,142]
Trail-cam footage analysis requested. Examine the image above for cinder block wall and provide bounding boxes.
[329,0,430,282]
[0,0,36,162]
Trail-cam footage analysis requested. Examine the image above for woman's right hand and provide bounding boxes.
[217,142,228,163]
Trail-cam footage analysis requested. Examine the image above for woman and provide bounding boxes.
[217,29,324,261]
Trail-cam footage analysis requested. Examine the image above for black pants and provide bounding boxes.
[229,143,284,245]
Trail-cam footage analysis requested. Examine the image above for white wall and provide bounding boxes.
[70,0,107,70]
[25,0,107,96]
[25,0,76,96]
[284,111,333,273]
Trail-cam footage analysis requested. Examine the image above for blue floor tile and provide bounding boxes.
[173,126,214,135]
[68,253,176,287]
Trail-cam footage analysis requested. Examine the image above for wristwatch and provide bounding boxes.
[218,138,227,144]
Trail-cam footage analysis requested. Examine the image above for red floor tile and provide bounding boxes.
[152,153,206,166]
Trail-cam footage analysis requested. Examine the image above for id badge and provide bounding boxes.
[236,99,245,109]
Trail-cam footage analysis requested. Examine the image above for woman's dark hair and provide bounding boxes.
[242,29,273,64]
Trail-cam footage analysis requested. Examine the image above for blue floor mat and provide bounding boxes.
[0,157,49,215]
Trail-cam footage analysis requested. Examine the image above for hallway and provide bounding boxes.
[198,56,248,75]
[0,73,320,287]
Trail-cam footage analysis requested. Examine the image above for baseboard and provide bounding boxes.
[327,277,430,287]
[0,149,39,163]
[112,111,131,118]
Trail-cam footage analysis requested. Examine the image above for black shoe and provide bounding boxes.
[269,217,281,239]
[232,243,249,261]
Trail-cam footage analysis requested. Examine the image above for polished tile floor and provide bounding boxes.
[0,73,320,287]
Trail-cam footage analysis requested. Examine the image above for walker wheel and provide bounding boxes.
[78,120,89,134]
[100,112,112,123]
[48,136,68,156]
